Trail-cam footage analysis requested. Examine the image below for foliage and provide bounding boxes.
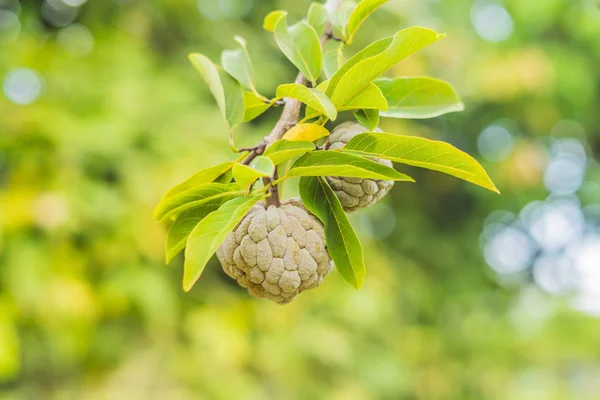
[2,0,600,398]
[154,1,497,292]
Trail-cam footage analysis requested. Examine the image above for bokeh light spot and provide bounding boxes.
[471,2,514,43]
[57,23,94,56]
[3,68,44,105]
[0,10,20,43]
[484,226,537,274]
[477,124,515,162]
[197,0,255,21]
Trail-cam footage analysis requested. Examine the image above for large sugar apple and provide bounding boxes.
[216,199,332,304]
[325,122,394,212]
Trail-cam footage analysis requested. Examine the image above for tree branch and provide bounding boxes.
[246,0,344,206]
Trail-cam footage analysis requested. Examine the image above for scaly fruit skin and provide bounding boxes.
[216,199,332,304]
[325,122,394,212]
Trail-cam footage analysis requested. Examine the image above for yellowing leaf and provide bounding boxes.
[188,53,244,133]
[375,77,465,119]
[263,140,315,165]
[276,83,337,120]
[243,92,271,122]
[342,132,499,193]
[346,0,389,44]
[288,151,413,181]
[183,195,264,291]
[282,123,330,142]
[299,176,365,289]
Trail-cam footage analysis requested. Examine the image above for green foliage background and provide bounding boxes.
[1,0,600,398]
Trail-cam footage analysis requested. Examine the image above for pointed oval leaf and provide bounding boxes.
[375,77,465,119]
[243,92,271,122]
[264,10,286,32]
[154,183,243,222]
[288,151,414,181]
[232,157,275,191]
[276,83,337,120]
[263,140,316,165]
[326,36,394,97]
[282,123,330,142]
[221,36,256,92]
[161,162,235,200]
[183,194,264,291]
[354,109,379,131]
[339,82,388,111]
[346,0,389,44]
[166,197,230,263]
[342,132,499,193]
[330,1,357,33]
[299,176,365,288]
[327,27,445,108]
[188,53,244,132]
[274,14,322,86]
[252,156,276,176]
[324,43,344,80]
[307,2,328,36]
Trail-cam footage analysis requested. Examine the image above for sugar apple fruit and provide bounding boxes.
[325,122,394,212]
[216,199,332,304]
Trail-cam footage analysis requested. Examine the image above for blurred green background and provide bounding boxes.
[2,0,600,399]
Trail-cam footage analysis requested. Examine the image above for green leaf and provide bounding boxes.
[307,2,328,36]
[274,13,322,86]
[340,83,388,111]
[324,43,344,80]
[263,10,286,32]
[299,176,365,289]
[346,0,389,44]
[330,1,357,33]
[154,183,243,222]
[326,27,445,108]
[221,36,257,93]
[161,162,235,200]
[375,77,465,119]
[214,168,234,184]
[188,53,244,133]
[183,194,264,291]
[263,140,315,165]
[288,151,414,181]
[166,197,230,264]
[342,132,500,193]
[243,92,271,122]
[232,157,275,192]
[282,123,330,142]
[276,83,337,120]
[354,109,379,130]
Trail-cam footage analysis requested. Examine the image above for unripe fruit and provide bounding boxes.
[216,199,332,304]
[325,122,394,212]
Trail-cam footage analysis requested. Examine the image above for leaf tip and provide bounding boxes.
[436,33,447,40]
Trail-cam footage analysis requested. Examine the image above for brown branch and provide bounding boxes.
[243,0,344,205]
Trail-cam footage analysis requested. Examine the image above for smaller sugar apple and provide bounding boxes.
[325,122,394,212]
[216,199,332,304]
